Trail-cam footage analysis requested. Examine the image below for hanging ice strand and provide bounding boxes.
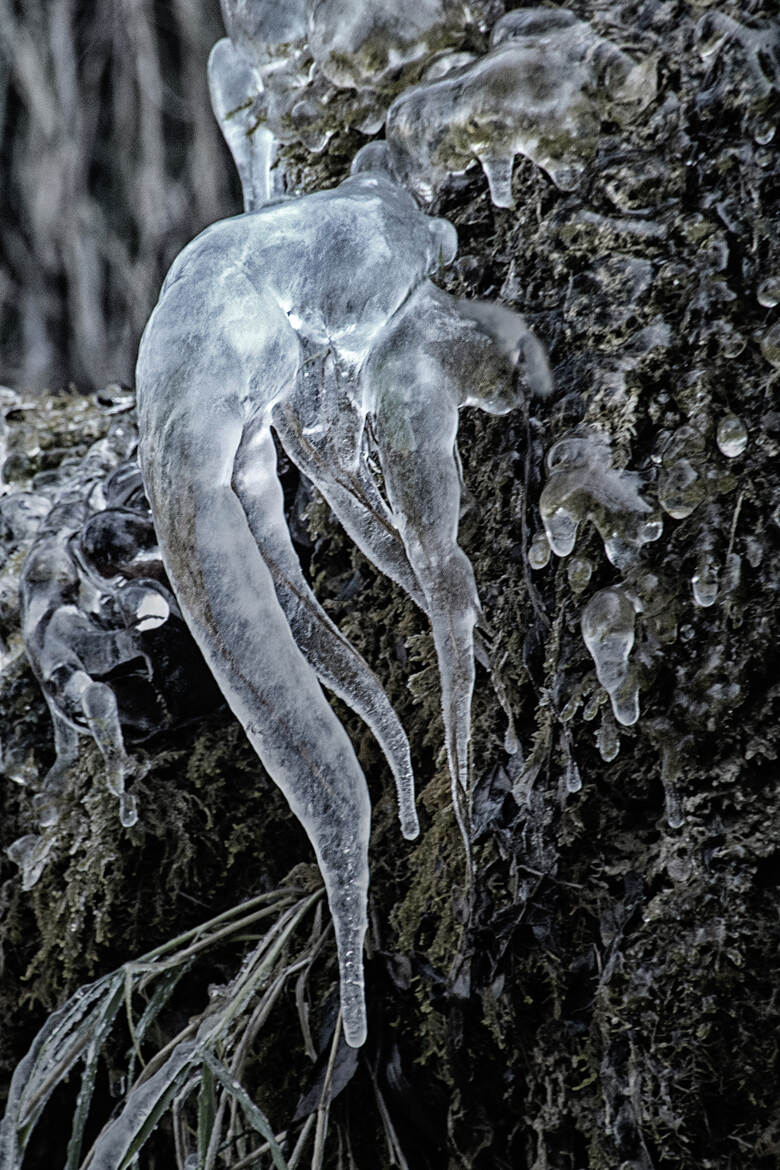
[136,161,551,1046]
[136,174,457,1047]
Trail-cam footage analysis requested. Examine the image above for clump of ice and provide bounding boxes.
[385,7,656,205]
[216,0,500,160]
[581,586,639,727]
[539,431,658,570]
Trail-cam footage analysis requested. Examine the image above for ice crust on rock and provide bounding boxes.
[384,7,656,205]
[217,0,501,157]
[18,462,217,828]
[694,11,779,143]
[307,0,477,91]
[1,396,223,888]
[136,168,550,1046]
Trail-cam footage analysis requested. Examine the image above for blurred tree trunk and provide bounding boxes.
[0,0,236,389]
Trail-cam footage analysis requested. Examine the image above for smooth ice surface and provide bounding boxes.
[581,587,639,726]
[136,169,551,1045]
[385,7,656,204]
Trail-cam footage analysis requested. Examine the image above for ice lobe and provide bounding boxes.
[581,587,639,727]
[385,7,656,205]
[136,168,550,1045]
[208,38,277,211]
[539,432,658,570]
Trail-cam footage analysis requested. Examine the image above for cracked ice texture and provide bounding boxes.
[385,7,656,205]
[136,169,550,1045]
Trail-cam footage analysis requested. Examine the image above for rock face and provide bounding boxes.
[1,2,779,1168]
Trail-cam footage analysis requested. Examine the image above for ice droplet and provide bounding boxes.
[528,531,551,569]
[119,791,138,828]
[567,555,592,593]
[596,712,620,762]
[665,785,685,829]
[658,458,704,519]
[692,557,718,607]
[581,587,640,726]
[565,758,582,793]
[757,277,780,308]
[540,497,579,557]
[7,833,52,890]
[582,690,604,721]
[716,414,748,458]
[760,322,780,368]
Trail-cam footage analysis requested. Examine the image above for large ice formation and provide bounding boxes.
[135,168,550,1046]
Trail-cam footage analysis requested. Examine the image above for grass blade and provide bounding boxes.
[201,1049,289,1170]
[79,1041,197,1170]
[65,976,126,1170]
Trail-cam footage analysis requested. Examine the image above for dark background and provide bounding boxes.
[0,0,237,390]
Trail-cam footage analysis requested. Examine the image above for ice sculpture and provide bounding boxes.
[384,7,656,205]
[136,168,550,1046]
